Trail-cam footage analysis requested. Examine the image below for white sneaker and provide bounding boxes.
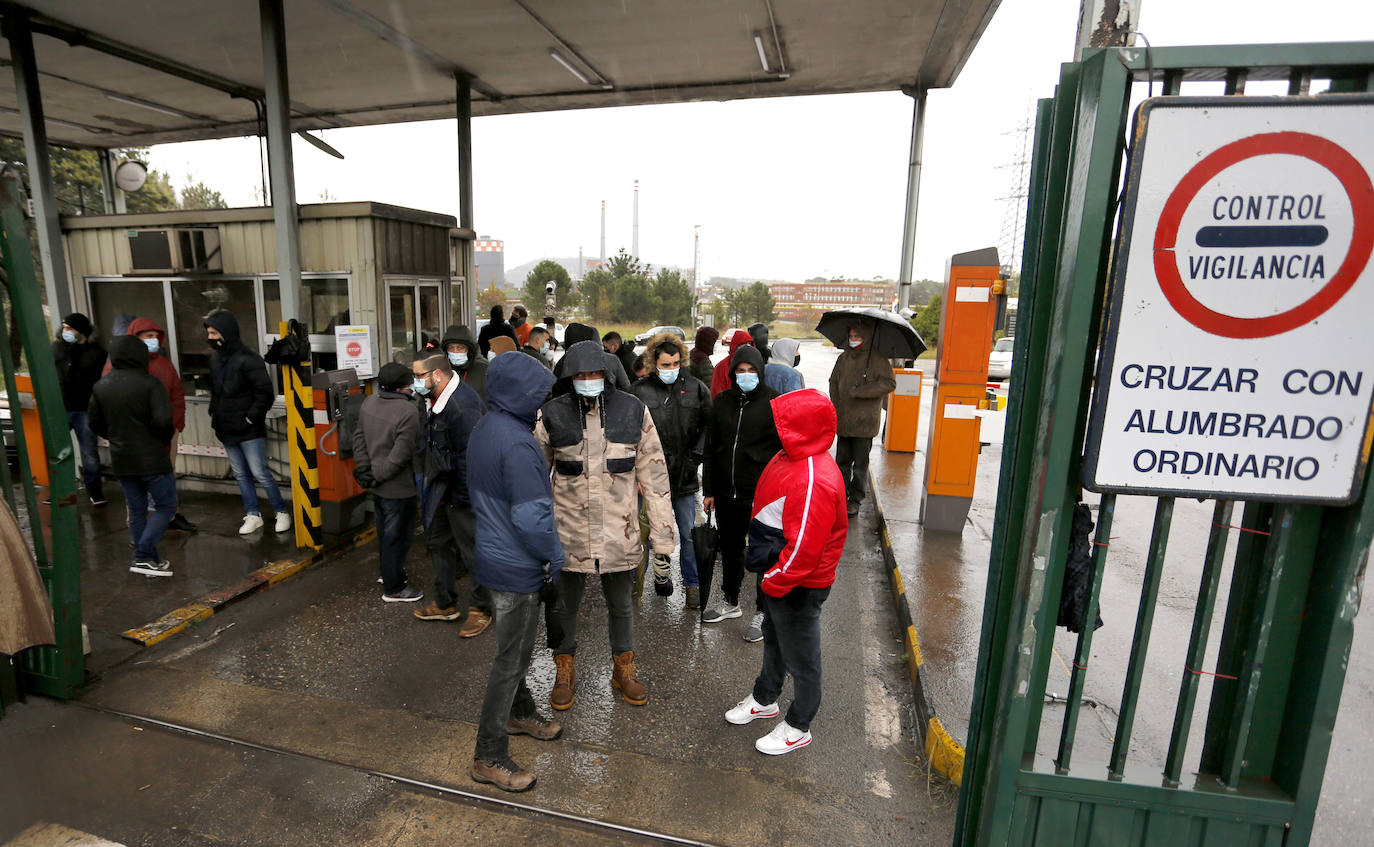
[755,720,812,755]
[238,514,265,535]
[274,511,292,533]
[725,694,779,725]
[701,602,742,624]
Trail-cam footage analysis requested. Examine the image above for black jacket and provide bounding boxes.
[88,337,174,477]
[613,344,639,380]
[441,323,489,400]
[53,337,107,412]
[420,376,487,526]
[702,345,782,502]
[629,346,711,496]
[477,311,517,358]
[204,312,274,447]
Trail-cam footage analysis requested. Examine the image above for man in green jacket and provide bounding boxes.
[827,321,895,516]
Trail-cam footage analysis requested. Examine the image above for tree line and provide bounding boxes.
[0,140,228,214]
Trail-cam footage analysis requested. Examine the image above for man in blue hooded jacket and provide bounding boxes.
[467,352,566,793]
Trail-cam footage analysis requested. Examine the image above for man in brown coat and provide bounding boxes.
[535,340,676,711]
[827,321,896,516]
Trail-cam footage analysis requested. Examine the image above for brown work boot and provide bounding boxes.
[471,758,536,792]
[612,651,649,706]
[550,654,576,711]
[506,715,563,741]
[413,601,461,621]
[459,608,492,638]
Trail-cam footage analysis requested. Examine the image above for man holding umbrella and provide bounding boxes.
[827,321,896,517]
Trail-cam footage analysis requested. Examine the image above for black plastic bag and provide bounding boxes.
[1058,502,1103,633]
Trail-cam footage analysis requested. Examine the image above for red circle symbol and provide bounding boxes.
[346,341,362,357]
[1153,131,1374,338]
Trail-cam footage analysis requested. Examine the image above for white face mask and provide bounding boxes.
[448,351,468,367]
[573,378,604,398]
[849,339,863,348]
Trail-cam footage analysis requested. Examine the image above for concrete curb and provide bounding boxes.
[868,468,966,785]
[122,526,378,647]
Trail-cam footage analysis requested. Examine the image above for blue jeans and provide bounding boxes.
[644,494,700,587]
[225,437,286,516]
[474,589,542,764]
[67,410,104,500]
[373,494,417,594]
[120,472,178,562]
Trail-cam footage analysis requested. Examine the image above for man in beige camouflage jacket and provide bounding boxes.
[536,340,676,710]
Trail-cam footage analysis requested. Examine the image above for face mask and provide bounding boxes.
[736,372,760,392]
[849,339,863,348]
[60,330,76,343]
[573,378,604,398]
[208,337,225,350]
[658,367,679,385]
[540,343,550,355]
[143,338,159,354]
[412,377,431,396]
[448,351,468,367]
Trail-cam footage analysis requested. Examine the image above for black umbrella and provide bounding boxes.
[815,307,927,359]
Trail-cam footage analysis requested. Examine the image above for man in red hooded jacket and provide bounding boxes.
[724,388,846,755]
[709,329,755,398]
[105,317,196,532]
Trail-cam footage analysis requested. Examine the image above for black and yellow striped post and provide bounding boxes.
[280,321,322,550]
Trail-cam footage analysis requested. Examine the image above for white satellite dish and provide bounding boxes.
[114,160,148,192]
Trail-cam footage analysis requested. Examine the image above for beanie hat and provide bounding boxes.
[377,362,411,391]
[63,312,94,338]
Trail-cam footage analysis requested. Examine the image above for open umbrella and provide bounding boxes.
[815,307,927,359]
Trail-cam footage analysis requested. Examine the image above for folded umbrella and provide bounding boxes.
[692,510,720,612]
[815,307,927,359]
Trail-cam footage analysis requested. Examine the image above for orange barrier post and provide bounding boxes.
[884,369,924,453]
[920,247,1000,531]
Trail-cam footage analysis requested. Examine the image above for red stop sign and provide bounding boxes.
[346,341,362,357]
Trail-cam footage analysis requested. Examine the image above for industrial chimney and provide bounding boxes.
[632,179,639,259]
[600,200,606,265]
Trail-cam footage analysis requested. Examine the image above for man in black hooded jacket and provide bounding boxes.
[441,323,489,400]
[204,311,290,536]
[52,312,108,506]
[477,305,517,358]
[89,337,177,577]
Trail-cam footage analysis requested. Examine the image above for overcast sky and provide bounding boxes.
[146,0,1374,284]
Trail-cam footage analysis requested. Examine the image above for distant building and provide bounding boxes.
[474,236,505,285]
[769,278,896,321]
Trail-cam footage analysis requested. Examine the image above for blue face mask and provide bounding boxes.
[658,367,680,385]
[143,337,159,354]
[736,372,760,392]
[573,378,604,398]
[61,330,76,343]
[412,376,431,396]
[448,351,468,367]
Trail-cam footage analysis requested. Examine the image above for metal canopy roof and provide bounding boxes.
[0,0,1001,149]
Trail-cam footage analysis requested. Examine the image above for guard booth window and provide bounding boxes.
[172,278,258,397]
[263,276,351,372]
[87,280,167,349]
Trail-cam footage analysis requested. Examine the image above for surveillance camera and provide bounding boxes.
[545,282,556,294]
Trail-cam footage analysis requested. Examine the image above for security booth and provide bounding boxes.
[58,201,471,489]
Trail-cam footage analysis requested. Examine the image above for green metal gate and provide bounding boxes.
[955,43,1374,846]
[0,172,84,712]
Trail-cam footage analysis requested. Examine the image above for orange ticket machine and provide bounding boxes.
[884,369,924,453]
[921,247,1000,532]
[313,369,369,536]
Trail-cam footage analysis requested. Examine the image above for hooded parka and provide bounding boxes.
[629,332,712,497]
[441,324,489,400]
[535,340,675,575]
[203,312,274,447]
[827,321,897,438]
[710,329,756,397]
[701,345,782,502]
[88,337,175,477]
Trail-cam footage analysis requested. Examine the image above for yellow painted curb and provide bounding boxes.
[906,624,924,668]
[891,567,905,596]
[122,603,214,646]
[925,716,966,785]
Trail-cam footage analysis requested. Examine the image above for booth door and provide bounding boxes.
[385,278,446,364]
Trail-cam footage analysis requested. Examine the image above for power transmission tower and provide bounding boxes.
[996,103,1034,278]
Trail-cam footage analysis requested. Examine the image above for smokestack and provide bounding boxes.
[632,179,639,259]
[600,200,606,265]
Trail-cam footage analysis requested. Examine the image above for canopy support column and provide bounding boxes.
[259,0,302,322]
[897,86,927,312]
[456,72,476,327]
[4,13,70,328]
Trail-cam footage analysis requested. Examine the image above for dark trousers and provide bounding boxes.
[475,589,542,764]
[373,494,417,594]
[67,410,104,500]
[753,586,830,732]
[553,568,635,657]
[427,501,492,614]
[835,436,873,505]
[715,496,761,608]
[119,472,177,562]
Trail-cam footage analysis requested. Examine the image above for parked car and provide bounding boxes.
[633,325,687,346]
[988,336,1014,380]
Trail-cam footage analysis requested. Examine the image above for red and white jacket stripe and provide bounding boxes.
[748,388,848,598]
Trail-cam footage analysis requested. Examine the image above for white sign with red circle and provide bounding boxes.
[334,324,375,378]
[1085,96,1374,504]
